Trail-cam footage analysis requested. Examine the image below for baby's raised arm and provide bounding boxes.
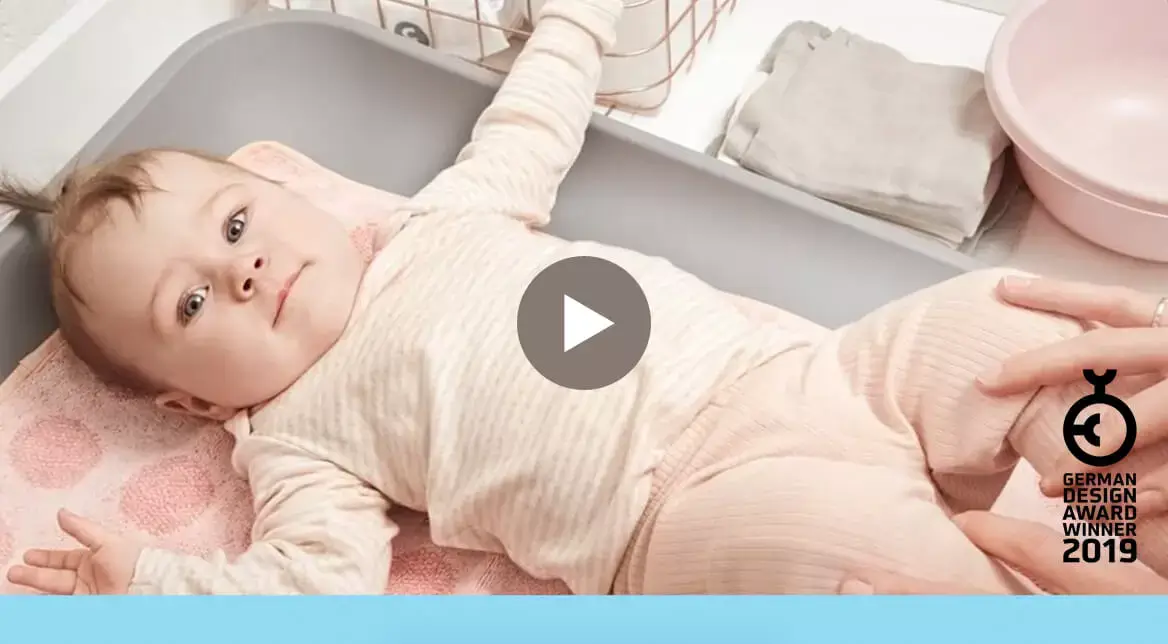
[408,0,624,226]
[129,436,396,594]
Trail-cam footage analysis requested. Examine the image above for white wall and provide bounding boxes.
[941,0,1019,13]
[0,0,81,70]
[0,0,253,184]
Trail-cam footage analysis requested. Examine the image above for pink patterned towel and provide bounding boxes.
[0,142,1061,595]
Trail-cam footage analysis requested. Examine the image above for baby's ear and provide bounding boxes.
[154,391,237,422]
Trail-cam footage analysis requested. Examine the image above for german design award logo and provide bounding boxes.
[1061,369,1138,564]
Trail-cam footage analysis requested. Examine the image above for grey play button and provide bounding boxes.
[517,256,651,390]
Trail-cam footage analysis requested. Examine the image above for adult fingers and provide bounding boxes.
[956,511,1168,594]
[5,565,79,595]
[1134,468,1168,518]
[839,570,996,595]
[996,276,1164,329]
[1040,378,1168,496]
[979,327,1168,396]
[57,509,112,549]
[21,548,86,571]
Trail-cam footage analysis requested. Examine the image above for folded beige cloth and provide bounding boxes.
[722,21,1010,245]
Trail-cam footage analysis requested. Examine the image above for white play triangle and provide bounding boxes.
[563,294,614,352]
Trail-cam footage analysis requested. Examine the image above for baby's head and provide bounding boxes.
[1,149,364,419]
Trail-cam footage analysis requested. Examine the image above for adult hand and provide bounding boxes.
[838,511,1168,594]
[977,275,1168,514]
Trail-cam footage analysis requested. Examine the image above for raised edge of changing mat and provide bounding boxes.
[0,11,984,381]
[0,218,55,381]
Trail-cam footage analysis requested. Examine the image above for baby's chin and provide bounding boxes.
[226,348,334,409]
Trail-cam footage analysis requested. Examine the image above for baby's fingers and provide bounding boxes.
[22,548,86,570]
[6,564,80,594]
[57,509,115,549]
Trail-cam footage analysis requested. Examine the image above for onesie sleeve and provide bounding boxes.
[127,435,396,595]
[406,0,624,227]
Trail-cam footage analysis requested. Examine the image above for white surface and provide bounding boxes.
[940,0,1020,13]
[0,0,80,70]
[0,0,250,184]
[606,0,1168,290]
[563,295,613,353]
[608,0,1004,157]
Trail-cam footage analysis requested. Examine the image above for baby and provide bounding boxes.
[4,0,1168,595]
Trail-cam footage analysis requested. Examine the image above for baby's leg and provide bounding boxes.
[832,268,1168,573]
[638,455,1029,594]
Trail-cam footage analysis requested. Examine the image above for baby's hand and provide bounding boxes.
[6,509,142,595]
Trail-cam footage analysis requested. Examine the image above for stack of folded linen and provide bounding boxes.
[710,21,1017,249]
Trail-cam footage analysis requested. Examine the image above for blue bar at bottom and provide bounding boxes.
[0,595,1164,644]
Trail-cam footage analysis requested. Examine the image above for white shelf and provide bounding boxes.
[606,0,1168,289]
[0,0,248,184]
[606,0,1005,152]
[940,0,1021,14]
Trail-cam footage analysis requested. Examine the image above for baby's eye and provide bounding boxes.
[179,287,209,325]
[224,208,249,244]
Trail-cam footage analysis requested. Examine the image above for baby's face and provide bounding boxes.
[69,152,364,413]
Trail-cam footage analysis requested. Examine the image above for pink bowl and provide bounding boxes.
[985,0,1168,261]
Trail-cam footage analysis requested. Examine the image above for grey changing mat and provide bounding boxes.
[0,11,983,379]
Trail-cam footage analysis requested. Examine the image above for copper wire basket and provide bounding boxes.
[269,0,739,111]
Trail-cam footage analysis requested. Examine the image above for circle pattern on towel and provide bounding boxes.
[478,556,570,595]
[349,223,379,264]
[386,546,459,595]
[0,517,12,565]
[119,455,215,536]
[9,415,103,488]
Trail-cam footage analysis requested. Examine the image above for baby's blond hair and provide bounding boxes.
[0,148,232,392]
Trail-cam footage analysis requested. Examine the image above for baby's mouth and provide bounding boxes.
[274,266,304,326]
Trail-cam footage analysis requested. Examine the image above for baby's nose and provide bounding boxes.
[230,255,266,301]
